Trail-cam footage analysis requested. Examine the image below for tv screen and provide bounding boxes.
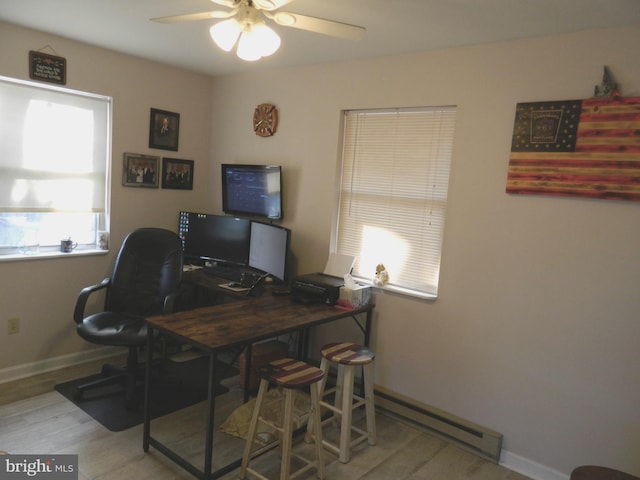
[221,164,282,220]
[248,221,290,282]
[179,211,251,266]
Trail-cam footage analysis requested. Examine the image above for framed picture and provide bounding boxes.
[122,152,160,188]
[162,157,194,190]
[149,108,180,151]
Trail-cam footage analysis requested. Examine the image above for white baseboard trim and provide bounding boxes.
[500,450,569,480]
[0,347,121,384]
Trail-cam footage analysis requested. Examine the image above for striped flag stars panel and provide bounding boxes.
[506,96,640,201]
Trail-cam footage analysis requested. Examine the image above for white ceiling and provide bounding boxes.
[2,0,640,77]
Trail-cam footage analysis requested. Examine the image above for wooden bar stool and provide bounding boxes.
[306,342,376,463]
[240,358,325,480]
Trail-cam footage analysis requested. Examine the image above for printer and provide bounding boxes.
[291,272,344,305]
[291,253,355,305]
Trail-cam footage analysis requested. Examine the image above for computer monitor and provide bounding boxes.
[248,221,290,282]
[221,164,283,220]
[179,211,251,266]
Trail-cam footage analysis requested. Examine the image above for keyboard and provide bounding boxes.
[202,264,258,282]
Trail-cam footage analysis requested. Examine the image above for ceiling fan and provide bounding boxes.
[151,0,366,61]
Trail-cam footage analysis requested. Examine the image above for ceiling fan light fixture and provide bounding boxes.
[236,23,281,61]
[210,18,242,51]
[252,23,281,56]
[236,35,262,61]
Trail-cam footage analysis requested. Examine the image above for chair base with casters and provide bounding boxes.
[240,358,325,480]
[306,342,376,464]
[571,466,640,480]
[73,345,143,404]
[74,310,150,408]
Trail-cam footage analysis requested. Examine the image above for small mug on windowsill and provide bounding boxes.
[60,238,77,253]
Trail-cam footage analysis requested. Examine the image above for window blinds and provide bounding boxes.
[336,107,456,297]
[0,76,110,213]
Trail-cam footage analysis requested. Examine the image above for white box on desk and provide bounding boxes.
[339,284,372,307]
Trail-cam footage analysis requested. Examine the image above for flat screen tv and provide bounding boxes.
[248,221,290,282]
[178,211,251,266]
[221,164,282,220]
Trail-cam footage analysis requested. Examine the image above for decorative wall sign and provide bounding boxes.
[122,152,160,188]
[29,51,66,85]
[149,108,180,151]
[162,157,194,190]
[253,103,278,137]
[506,96,640,202]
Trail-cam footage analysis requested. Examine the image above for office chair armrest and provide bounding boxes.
[74,277,111,324]
[163,288,182,314]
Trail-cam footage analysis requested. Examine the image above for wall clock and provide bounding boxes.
[253,103,278,137]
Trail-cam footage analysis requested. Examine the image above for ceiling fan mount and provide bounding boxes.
[151,0,366,61]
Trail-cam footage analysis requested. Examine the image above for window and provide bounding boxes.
[334,106,456,298]
[0,76,111,258]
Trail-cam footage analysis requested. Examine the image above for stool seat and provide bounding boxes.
[320,342,374,366]
[257,357,325,389]
[571,466,640,480]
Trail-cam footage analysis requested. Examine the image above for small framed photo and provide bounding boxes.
[149,108,180,151]
[162,157,194,190]
[122,152,160,188]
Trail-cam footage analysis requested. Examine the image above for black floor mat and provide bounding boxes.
[54,356,237,432]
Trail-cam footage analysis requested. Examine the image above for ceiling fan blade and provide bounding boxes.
[268,12,366,40]
[151,9,236,24]
[210,0,238,7]
[252,0,296,11]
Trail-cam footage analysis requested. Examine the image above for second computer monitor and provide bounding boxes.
[248,221,290,282]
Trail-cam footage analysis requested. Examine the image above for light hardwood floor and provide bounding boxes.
[0,357,531,480]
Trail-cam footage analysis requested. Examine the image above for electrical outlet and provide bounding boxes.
[8,317,20,335]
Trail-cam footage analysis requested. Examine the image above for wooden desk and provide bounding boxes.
[142,293,374,480]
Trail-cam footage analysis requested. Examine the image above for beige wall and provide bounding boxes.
[208,25,640,479]
[0,22,213,372]
[1,19,640,480]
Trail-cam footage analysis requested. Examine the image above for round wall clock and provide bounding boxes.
[253,103,278,137]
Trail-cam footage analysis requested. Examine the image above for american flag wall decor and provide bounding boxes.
[506,96,640,201]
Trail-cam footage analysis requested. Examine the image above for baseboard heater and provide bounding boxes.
[374,385,503,463]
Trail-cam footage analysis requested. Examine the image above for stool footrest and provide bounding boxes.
[245,441,279,461]
[289,454,317,480]
[257,416,284,433]
[245,467,270,480]
[319,397,366,414]
[322,386,339,397]
[319,401,341,416]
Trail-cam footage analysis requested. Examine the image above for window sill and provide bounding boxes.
[351,276,438,301]
[0,248,109,263]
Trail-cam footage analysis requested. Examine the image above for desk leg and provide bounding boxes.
[364,309,372,347]
[297,328,309,361]
[243,344,252,403]
[203,353,218,480]
[143,325,154,452]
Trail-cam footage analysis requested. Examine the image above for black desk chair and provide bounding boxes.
[73,228,183,407]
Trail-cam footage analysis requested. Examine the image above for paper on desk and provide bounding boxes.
[218,283,250,293]
[323,253,355,277]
